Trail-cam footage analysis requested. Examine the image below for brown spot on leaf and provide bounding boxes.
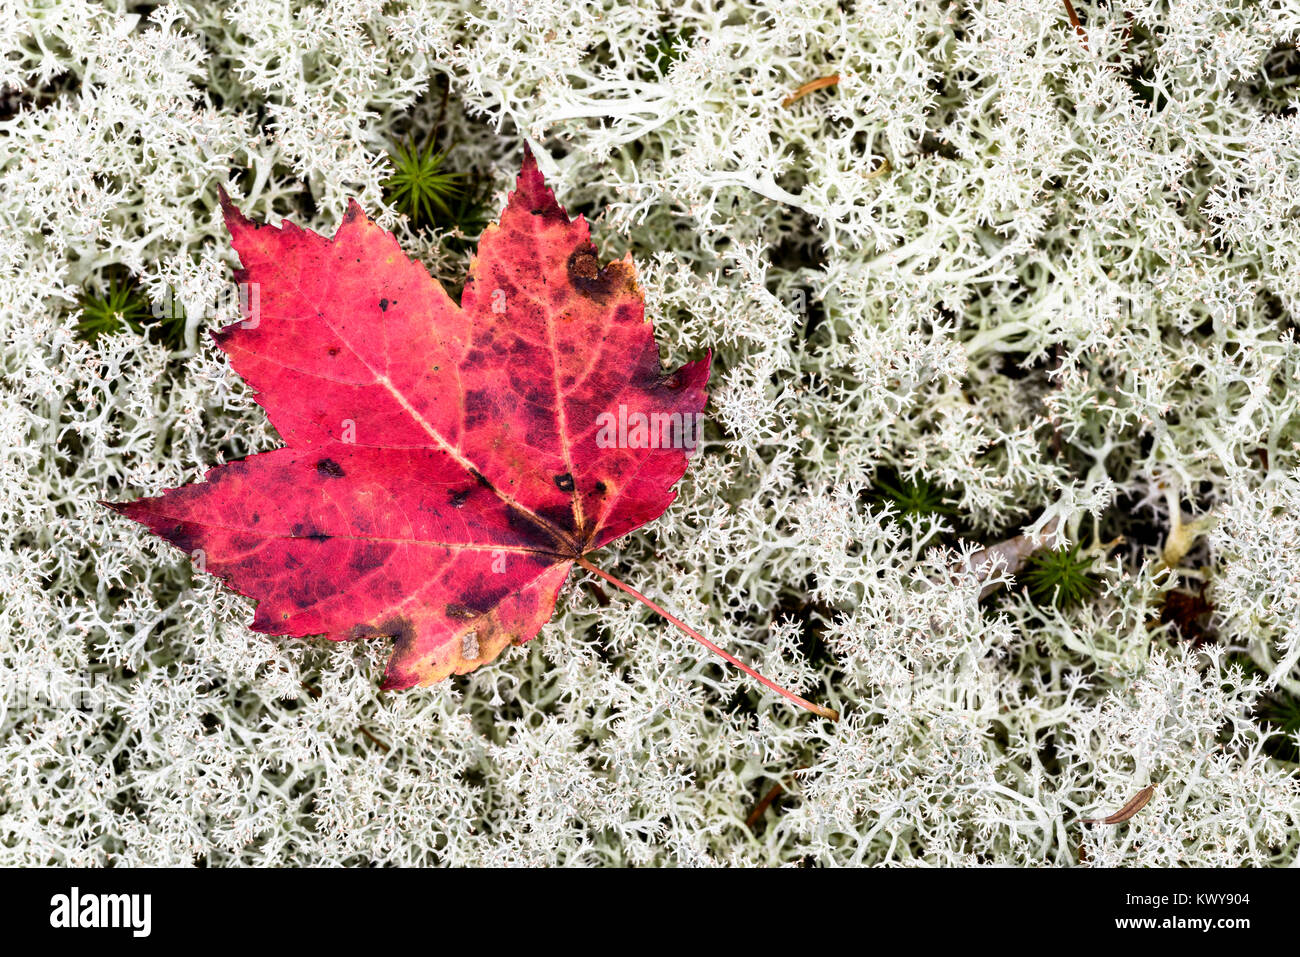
[316,458,344,478]
[567,247,636,303]
[569,250,598,280]
[351,615,415,647]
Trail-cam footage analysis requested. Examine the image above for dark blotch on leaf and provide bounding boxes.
[354,615,415,647]
[566,246,635,303]
[503,503,567,550]
[316,458,345,478]
[456,579,511,616]
[348,545,388,574]
[464,389,493,428]
[536,503,578,539]
[166,522,200,554]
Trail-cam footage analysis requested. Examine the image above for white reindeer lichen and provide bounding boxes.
[1,0,1298,866]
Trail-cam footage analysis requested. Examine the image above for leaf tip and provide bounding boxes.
[512,145,566,224]
[100,498,136,517]
[342,198,367,228]
[218,186,252,235]
[671,350,713,405]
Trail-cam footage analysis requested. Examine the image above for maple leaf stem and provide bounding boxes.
[575,556,839,721]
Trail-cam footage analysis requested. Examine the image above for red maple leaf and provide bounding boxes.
[107,152,835,720]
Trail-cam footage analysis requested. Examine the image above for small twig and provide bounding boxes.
[581,578,611,607]
[782,75,841,108]
[1062,0,1089,50]
[1119,11,1135,54]
[863,157,891,181]
[1079,784,1155,825]
[357,726,391,752]
[746,764,811,830]
[746,781,786,830]
[305,680,390,753]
